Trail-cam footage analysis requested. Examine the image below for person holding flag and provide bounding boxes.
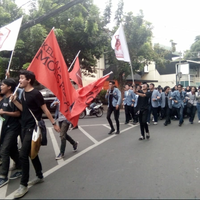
[10,70,60,199]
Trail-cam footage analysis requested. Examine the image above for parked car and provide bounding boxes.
[40,88,56,114]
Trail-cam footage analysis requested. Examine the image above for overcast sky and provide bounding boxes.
[15,0,200,53]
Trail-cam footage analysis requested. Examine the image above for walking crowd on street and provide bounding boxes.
[105,80,200,140]
[0,72,200,199]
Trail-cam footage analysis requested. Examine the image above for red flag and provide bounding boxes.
[69,74,109,125]
[69,57,83,88]
[27,29,77,121]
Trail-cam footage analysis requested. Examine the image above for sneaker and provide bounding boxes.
[72,126,78,130]
[108,129,115,135]
[146,132,150,139]
[198,120,200,124]
[73,142,79,152]
[28,177,44,186]
[9,163,16,171]
[14,184,28,199]
[153,122,157,125]
[9,171,22,180]
[139,136,145,140]
[55,153,64,160]
[0,177,9,188]
[147,122,150,125]
[115,131,120,134]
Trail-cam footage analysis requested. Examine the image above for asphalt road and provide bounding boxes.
[1,110,200,199]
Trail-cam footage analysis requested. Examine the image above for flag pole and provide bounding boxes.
[68,50,81,72]
[5,50,15,79]
[129,61,134,84]
[103,71,113,78]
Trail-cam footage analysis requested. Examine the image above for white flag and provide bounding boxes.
[111,23,131,62]
[0,17,23,51]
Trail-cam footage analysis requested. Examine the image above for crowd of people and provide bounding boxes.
[105,81,200,140]
[0,72,200,199]
[0,70,79,199]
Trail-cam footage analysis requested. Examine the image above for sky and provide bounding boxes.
[15,0,200,54]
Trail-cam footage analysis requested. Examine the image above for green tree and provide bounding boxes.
[103,0,112,26]
[184,35,200,59]
[0,0,109,79]
[115,0,124,26]
[105,10,172,89]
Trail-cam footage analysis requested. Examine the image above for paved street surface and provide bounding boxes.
[1,110,200,199]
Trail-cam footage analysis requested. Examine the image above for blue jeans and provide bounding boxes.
[175,106,184,124]
[197,103,200,120]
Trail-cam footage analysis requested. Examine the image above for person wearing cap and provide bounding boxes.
[195,86,200,123]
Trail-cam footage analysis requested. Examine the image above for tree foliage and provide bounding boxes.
[0,0,173,87]
[0,0,109,79]
[184,35,200,59]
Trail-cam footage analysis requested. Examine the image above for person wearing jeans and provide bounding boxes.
[171,84,187,127]
[105,81,121,135]
[51,99,78,160]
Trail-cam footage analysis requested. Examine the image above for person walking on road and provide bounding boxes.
[0,79,22,188]
[10,70,60,199]
[123,84,136,124]
[135,82,151,140]
[171,84,187,127]
[186,86,197,124]
[105,81,121,135]
[160,86,173,126]
[147,83,161,125]
[51,98,79,160]
[196,86,200,123]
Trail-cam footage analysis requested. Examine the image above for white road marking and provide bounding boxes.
[4,123,137,199]
[78,126,98,144]
[103,124,111,129]
[80,124,107,127]
[48,128,64,164]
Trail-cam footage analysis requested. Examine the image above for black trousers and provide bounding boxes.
[124,105,131,123]
[152,107,158,122]
[138,109,149,138]
[20,128,43,187]
[0,129,21,178]
[187,105,197,122]
[107,106,120,131]
[162,106,171,123]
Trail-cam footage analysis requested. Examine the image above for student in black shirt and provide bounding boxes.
[0,79,21,188]
[11,70,60,199]
[0,83,4,166]
[135,82,151,140]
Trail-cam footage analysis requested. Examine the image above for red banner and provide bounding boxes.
[27,29,77,122]
[69,57,83,88]
[70,75,109,123]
